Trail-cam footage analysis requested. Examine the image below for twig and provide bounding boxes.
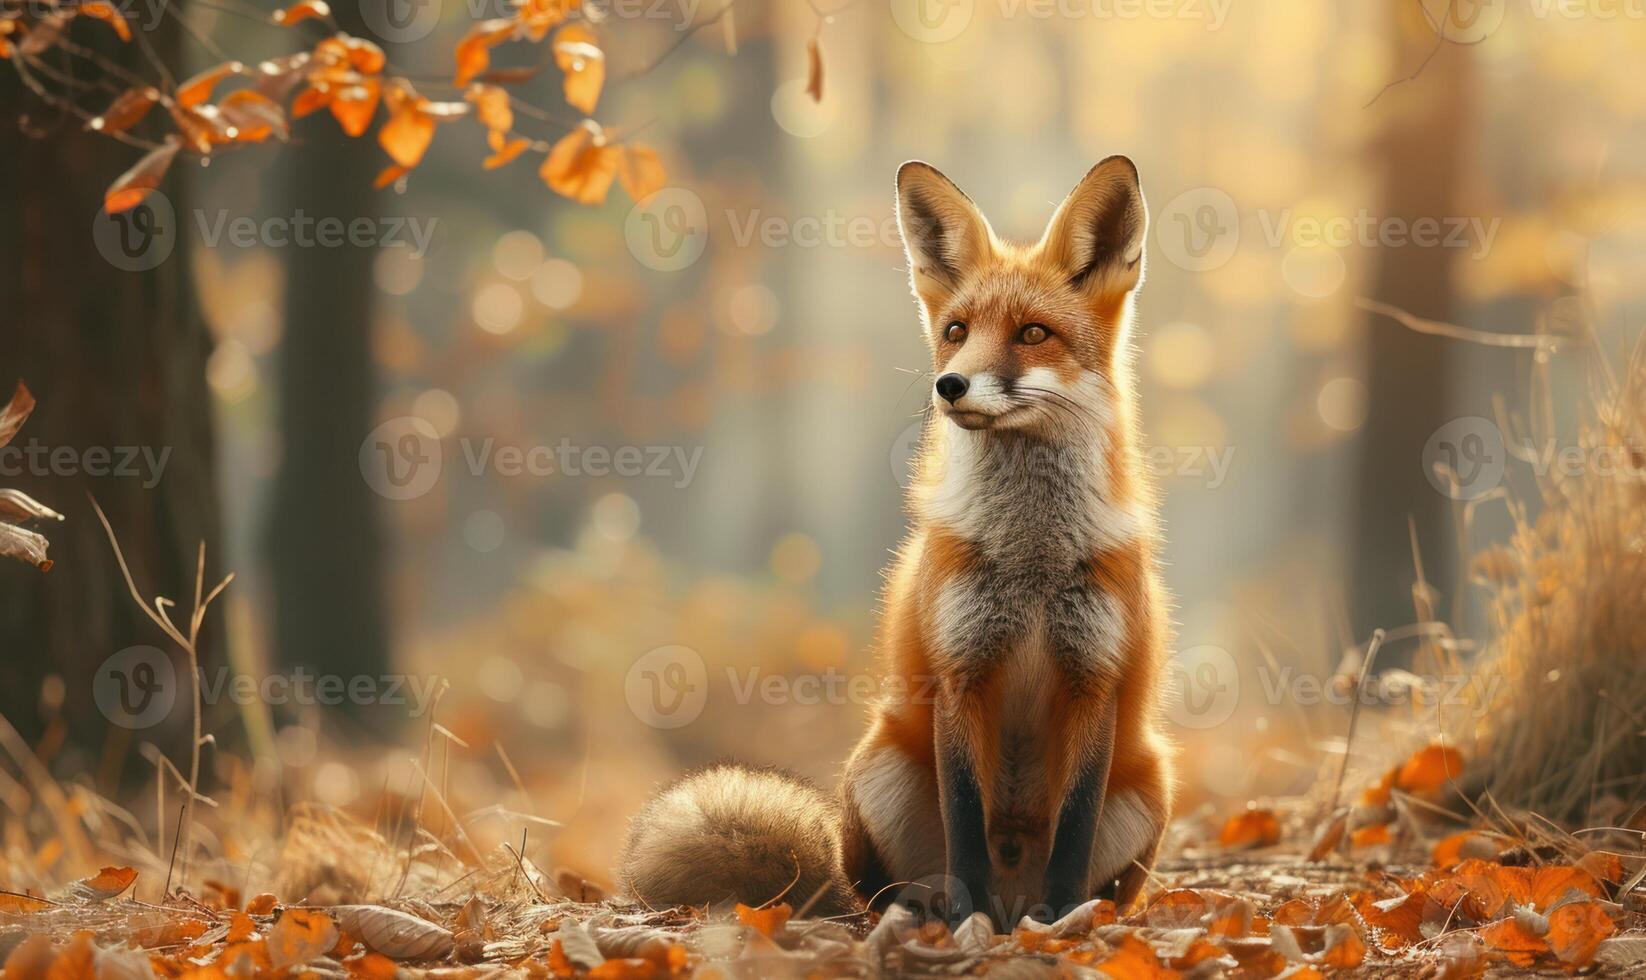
[1357,298,1562,351]
[1328,628,1387,812]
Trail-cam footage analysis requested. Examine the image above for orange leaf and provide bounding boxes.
[49,930,97,980]
[454,19,516,87]
[520,0,573,41]
[70,866,138,902]
[0,890,52,914]
[291,85,330,118]
[1394,744,1463,795]
[78,2,132,42]
[219,89,288,142]
[348,952,401,979]
[328,78,381,137]
[274,0,331,26]
[1095,933,1176,979]
[484,137,531,170]
[540,121,620,205]
[1546,901,1614,967]
[1529,865,1605,911]
[379,103,436,168]
[3,934,53,975]
[343,35,386,74]
[805,36,823,102]
[467,83,513,133]
[1481,914,1547,967]
[375,164,410,189]
[1576,850,1624,885]
[1218,808,1281,850]
[1433,830,1499,868]
[246,894,278,916]
[1350,823,1392,848]
[226,912,258,943]
[178,61,245,109]
[268,909,339,970]
[552,23,605,115]
[734,902,791,938]
[618,144,666,203]
[105,137,181,213]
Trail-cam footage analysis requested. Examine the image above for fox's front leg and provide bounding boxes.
[1042,694,1117,918]
[933,682,997,927]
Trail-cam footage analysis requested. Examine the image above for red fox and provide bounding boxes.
[619,158,1174,930]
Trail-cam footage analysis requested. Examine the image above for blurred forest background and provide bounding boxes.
[2,0,1642,884]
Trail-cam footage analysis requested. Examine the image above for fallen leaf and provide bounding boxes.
[67,866,138,902]
[334,905,455,960]
[0,382,36,448]
[267,908,338,970]
[1218,808,1281,850]
[735,902,791,938]
[0,890,53,914]
[1545,901,1613,967]
[1394,744,1463,795]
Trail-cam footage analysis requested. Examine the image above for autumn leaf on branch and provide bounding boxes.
[0,383,62,573]
[552,23,605,115]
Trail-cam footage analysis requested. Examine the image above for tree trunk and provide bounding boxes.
[263,4,390,725]
[1350,10,1473,641]
[0,20,220,783]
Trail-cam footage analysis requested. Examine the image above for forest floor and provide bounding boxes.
[4,767,1644,979]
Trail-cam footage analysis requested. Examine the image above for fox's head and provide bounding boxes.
[895,158,1148,436]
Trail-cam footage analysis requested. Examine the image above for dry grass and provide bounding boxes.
[1448,340,1646,827]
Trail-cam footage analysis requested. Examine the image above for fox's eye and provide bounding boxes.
[1020,323,1049,345]
[945,322,967,343]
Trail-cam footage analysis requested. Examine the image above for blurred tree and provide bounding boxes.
[1350,9,1473,641]
[0,18,222,778]
[263,3,389,722]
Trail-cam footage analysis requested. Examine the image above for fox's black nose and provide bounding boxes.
[935,373,969,404]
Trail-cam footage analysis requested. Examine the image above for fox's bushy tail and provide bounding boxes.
[617,764,861,917]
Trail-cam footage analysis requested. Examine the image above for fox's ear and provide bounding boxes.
[1040,156,1148,298]
[896,162,995,307]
